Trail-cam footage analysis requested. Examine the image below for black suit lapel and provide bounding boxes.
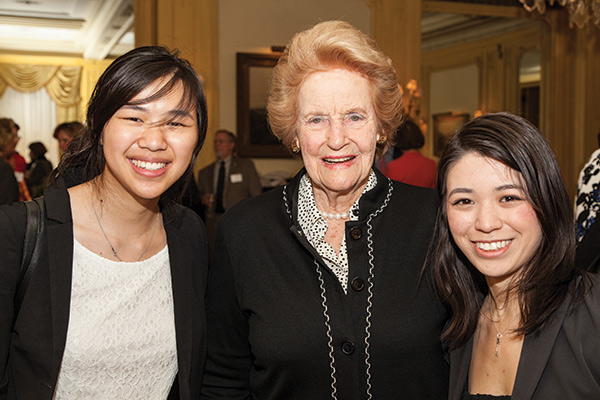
[448,336,473,400]
[43,180,76,375]
[165,219,193,392]
[511,291,572,400]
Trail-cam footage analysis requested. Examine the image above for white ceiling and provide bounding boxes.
[421,11,539,52]
[0,1,538,62]
[0,0,134,59]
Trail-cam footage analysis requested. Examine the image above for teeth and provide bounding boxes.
[131,159,166,171]
[324,156,354,164]
[476,240,511,251]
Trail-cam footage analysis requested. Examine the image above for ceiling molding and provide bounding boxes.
[0,0,134,59]
[422,1,533,19]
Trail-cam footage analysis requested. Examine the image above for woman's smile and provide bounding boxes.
[296,68,378,196]
[321,154,357,166]
[129,158,169,172]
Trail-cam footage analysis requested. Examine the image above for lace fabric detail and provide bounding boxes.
[54,240,178,399]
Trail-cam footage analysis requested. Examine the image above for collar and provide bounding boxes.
[44,176,184,229]
[284,167,391,225]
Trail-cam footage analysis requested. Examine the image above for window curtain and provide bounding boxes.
[0,87,59,167]
[0,63,82,167]
[0,64,81,121]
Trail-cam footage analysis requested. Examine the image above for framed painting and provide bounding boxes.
[236,52,291,158]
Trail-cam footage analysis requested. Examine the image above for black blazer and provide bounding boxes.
[202,168,449,399]
[449,274,600,400]
[0,178,208,399]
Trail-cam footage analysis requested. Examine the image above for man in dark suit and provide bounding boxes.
[197,129,262,249]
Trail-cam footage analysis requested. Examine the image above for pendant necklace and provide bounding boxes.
[91,183,160,262]
[488,299,517,357]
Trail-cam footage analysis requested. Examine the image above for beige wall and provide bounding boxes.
[218,0,371,178]
[429,64,479,123]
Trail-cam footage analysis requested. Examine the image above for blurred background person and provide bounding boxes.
[26,141,53,198]
[427,113,600,399]
[0,46,209,398]
[574,131,600,272]
[0,118,31,201]
[383,119,437,188]
[53,121,85,154]
[202,21,448,400]
[0,122,19,205]
[196,129,261,249]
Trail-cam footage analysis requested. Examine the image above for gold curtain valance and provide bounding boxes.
[0,64,81,107]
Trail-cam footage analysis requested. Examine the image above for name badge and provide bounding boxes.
[230,173,243,183]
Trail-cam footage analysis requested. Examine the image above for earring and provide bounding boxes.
[376,133,386,144]
[291,139,300,153]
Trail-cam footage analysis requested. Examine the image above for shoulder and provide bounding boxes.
[0,201,27,274]
[409,152,437,167]
[383,181,438,233]
[220,187,283,227]
[583,273,600,305]
[198,162,216,176]
[166,203,205,233]
[386,155,406,168]
[164,203,208,256]
[557,273,600,364]
[41,159,53,169]
[390,179,438,208]
[0,201,27,236]
[232,156,256,168]
[562,273,600,334]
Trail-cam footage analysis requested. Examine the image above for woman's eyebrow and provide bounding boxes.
[120,105,194,120]
[447,187,472,197]
[495,184,524,192]
[121,104,147,112]
[168,109,195,119]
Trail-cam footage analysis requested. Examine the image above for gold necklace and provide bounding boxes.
[488,299,518,357]
[90,183,160,262]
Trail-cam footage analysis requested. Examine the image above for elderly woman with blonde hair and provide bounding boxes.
[202,20,448,400]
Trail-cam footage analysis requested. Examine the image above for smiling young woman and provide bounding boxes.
[0,46,209,399]
[426,112,600,400]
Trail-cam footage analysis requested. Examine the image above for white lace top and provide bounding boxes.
[54,240,178,399]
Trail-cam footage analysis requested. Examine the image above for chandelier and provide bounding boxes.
[519,0,600,28]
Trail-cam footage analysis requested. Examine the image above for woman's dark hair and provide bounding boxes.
[426,112,586,349]
[29,142,47,158]
[54,46,208,206]
[393,119,424,158]
[53,121,84,140]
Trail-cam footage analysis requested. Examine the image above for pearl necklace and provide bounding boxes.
[319,209,351,220]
